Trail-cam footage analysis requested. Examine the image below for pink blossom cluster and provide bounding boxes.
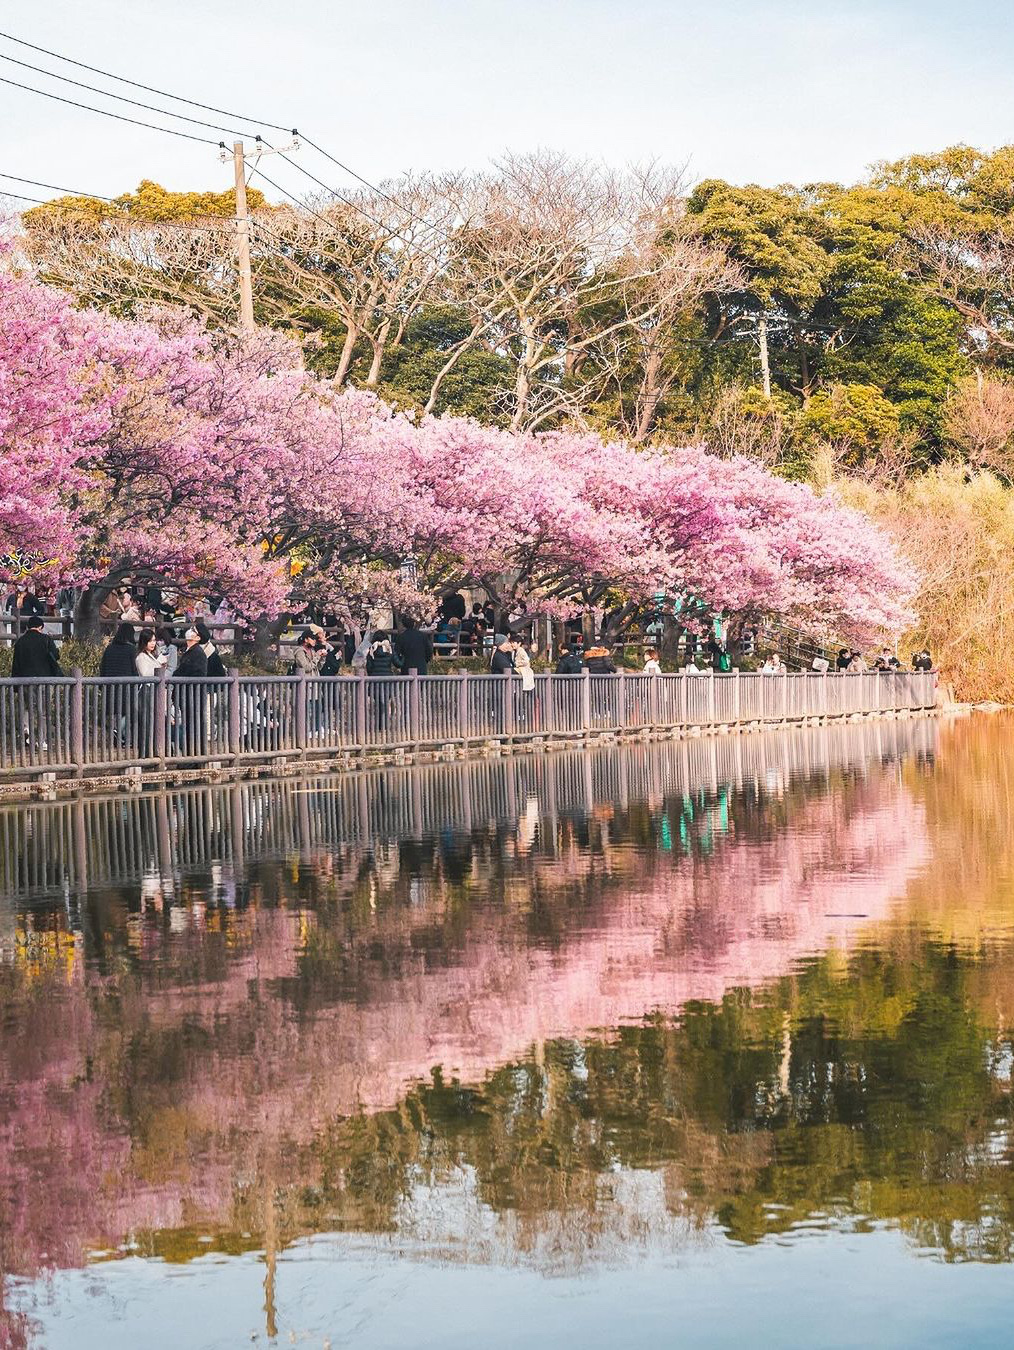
[0,270,914,639]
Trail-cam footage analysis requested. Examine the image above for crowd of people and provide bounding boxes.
[5,580,934,685]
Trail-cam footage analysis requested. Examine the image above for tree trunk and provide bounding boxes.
[74,570,129,643]
[661,613,680,665]
[365,318,391,386]
[334,325,359,386]
[251,615,288,671]
[634,346,664,443]
[511,340,535,431]
[758,315,772,398]
[799,342,812,403]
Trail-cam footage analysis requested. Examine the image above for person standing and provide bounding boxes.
[136,628,167,678]
[512,637,537,731]
[366,631,400,733]
[10,615,62,753]
[292,628,324,676]
[5,585,45,636]
[490,634,515,675]
[98,622,138,750]
[156,626,179,676]
[583,645,617,674]
[100,623,138,676]
[11,614,62,677]
[396,617,434,675]
[99,584,132,634]
[440,590,466,623]
[195,621,227,677]
[555,643,584,675]
[135,628,167,753]
[173,626,209,755]
[319,632,343,676]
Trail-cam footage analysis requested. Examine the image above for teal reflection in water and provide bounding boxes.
[2,716,1014,1348]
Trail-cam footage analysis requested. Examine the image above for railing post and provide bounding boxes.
[733,668,741,726]
[581,668,591,735]
[782,670,789,722]
[458,671,470,743]
[543,672,556,735]
[649,670,660,729]
[70,667,84,773]
[228,668,241,758]
[503,670,515,741]
[356,673,367,748]
[618,668,627,730]
[707,670,716,726]
[295,671,307,752]
[154,668,168,765]
[409,669,421,743]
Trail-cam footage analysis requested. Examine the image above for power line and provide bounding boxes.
[247,161,435,251]
[0,171,112,200]
[0,49,252,140]
[0,27,457,250]
[0,172,244,238]
[0,72,220,144]
[0,27,294,134]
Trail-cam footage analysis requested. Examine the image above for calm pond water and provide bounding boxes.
[2,716,1014,1348]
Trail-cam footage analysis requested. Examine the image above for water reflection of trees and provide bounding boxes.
[10,718,1014,1338]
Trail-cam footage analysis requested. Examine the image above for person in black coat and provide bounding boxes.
[490,636,515,675]
[395,617,434,675]
[440,591,466,622]
[555,645,584,675]
[172,627,209,755]
[11,615,62,677]
[195,621,227,677]
[583,645,617,674]
[366,633,400,676]
[99,623,137,677]
[175,627,209,678]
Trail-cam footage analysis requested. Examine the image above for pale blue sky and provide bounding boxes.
[2,0,1012,205]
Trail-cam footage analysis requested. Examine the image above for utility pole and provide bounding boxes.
[232,140,255,336]
[221,134,300,335]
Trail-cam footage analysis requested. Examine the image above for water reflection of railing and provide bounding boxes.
[0,716,938,909]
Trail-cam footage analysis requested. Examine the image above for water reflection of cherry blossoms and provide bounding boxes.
[13,715,1008,1346]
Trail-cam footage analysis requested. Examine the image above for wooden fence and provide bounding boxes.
[0,669,937,780]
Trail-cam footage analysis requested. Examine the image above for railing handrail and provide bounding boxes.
[0,668,937,779]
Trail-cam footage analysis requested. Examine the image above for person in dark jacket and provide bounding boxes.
[195,621,227,677]
[396,617,434,675]
[5,586,46,625]
[173,626,209,756]
[319,633,343,676]
[99,623,137,676]
[555,644,584,675]
[366,632,399,732]
[175,627,209,678]
[11,615,62,677]
[583,645,617,674]
[459,604,486,656]
[490,635,515,675]
[440,590,467,622]
[366,632,399,676]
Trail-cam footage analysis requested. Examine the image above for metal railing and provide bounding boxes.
[0,669,937,779]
